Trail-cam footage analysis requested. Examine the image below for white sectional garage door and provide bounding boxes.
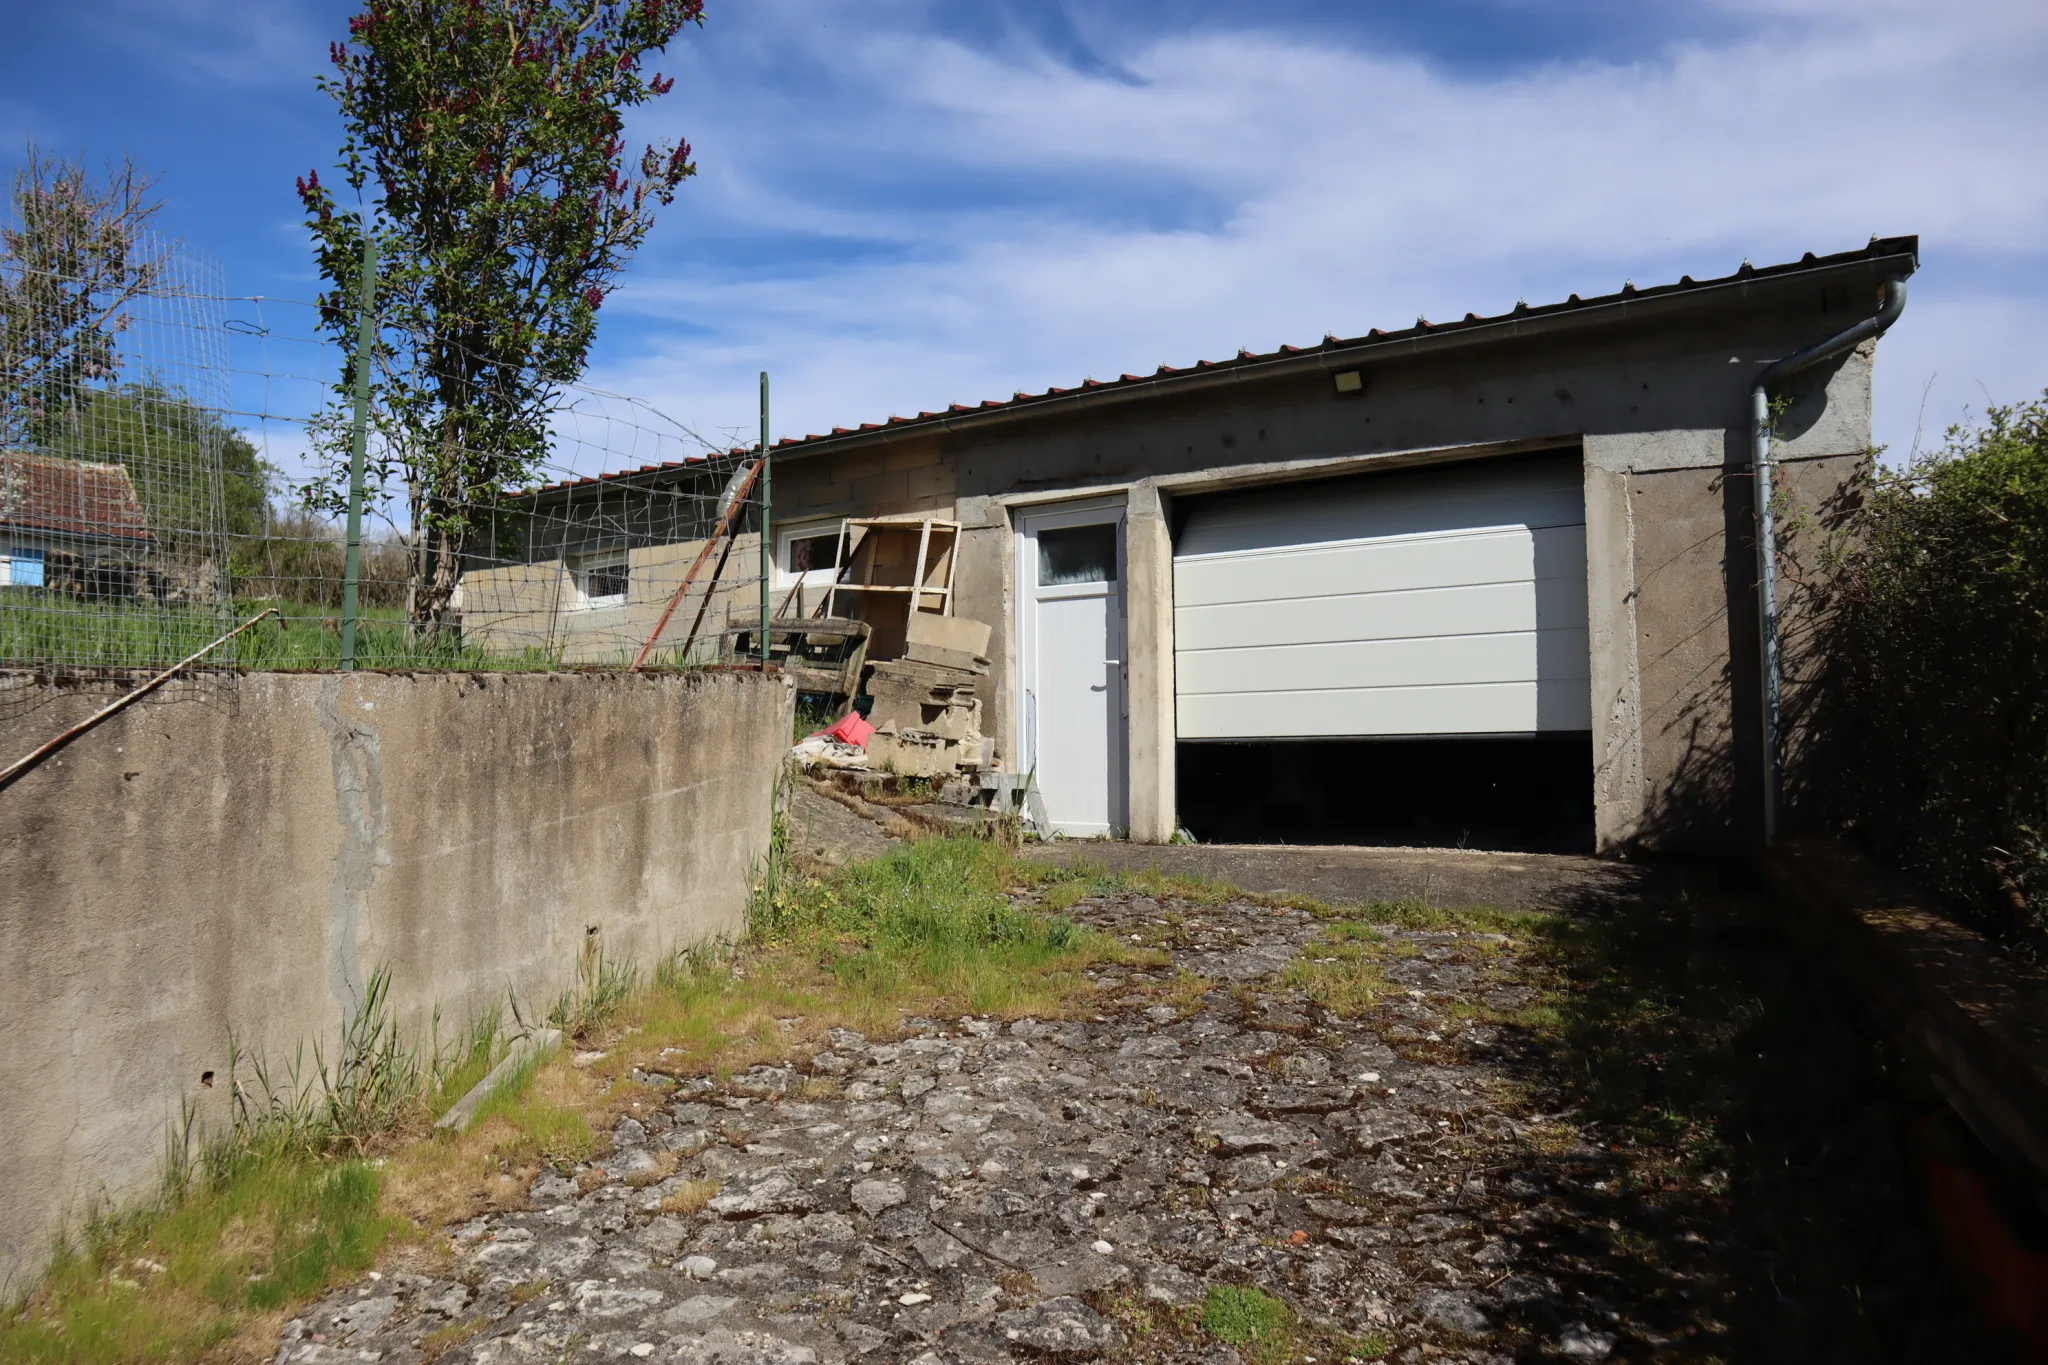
[1174,454,1590,740]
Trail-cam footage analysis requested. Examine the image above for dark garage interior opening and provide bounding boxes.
[1176,734,1595,854]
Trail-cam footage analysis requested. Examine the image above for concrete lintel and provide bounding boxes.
[992,482,1137,509]
[1584,429,1727,474]
[1152,434,1580,498]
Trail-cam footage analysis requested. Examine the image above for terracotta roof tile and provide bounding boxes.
[0,451,152,542]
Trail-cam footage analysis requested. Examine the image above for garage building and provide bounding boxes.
[536,237,1921,856]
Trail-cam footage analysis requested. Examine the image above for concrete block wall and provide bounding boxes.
[462,532,768,665]
[0,668,792,1297]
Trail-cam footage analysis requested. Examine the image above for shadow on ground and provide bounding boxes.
[1048,843,2012,1360]
[1486,871,2008,1360]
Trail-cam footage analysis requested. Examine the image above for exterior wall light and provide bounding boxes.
[1333,370,1364,395]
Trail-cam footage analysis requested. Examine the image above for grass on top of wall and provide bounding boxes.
[0,835,1147,1365]
[0,596,567,672]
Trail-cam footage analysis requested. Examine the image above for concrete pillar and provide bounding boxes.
[951,495,1014,764]
[1125,479,1176,842]
[1581,450,1645,852]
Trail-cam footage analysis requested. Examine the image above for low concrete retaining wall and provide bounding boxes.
[1766,836,2048,1348]
[0,668,793,1297]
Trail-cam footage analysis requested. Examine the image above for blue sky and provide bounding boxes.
[2,0,2044,477]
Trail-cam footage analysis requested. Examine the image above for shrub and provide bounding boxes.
[1815,394,2048,949]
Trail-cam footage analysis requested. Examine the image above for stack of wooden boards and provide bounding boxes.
[864,613,993,777]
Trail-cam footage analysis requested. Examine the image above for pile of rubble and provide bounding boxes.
[794,615,997,781]
[863,615,992,778]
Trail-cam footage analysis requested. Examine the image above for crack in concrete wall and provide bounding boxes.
[317,679,388,1011]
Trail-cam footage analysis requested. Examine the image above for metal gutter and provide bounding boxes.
[1752,273,1911,845]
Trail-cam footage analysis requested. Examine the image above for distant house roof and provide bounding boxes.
[0,450,153,543]
[513,449,750,502]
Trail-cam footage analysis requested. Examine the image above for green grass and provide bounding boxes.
[1201,1286,1292,1354]
[753,837,1103,1012]
[1337,894,1550,936]
[793,695,841,739]
[0,595,565,671]
[1278,934,1389,1018]
[1019,855,1239,908]
[548,930,640,1042]
[1195,1285,1390,1365]
[0,1152,398,1365]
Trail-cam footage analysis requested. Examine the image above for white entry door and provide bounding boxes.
[1018,503,1128,837]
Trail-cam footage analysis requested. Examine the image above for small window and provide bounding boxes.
[777,523,848,590]
[570,551,628,608]
[2,547,46,589]
[786,530,843,575]
[1037,524,1117,586]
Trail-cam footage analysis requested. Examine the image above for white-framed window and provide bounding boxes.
[568,549,629,609]
[775,521,846,589]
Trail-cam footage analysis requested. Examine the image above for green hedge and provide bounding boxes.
[1818,394,2048,949]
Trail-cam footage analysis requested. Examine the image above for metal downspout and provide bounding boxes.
[1751,274,1908,845]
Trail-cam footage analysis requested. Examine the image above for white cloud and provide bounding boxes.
[577,0,2048,471]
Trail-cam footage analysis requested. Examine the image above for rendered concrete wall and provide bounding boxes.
[0,668,791,1297]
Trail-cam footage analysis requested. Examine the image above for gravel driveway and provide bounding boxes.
[271,860,1988,1364]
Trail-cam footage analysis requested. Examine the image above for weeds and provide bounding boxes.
[547,928,638,1042]
[1196,1284,1391,1365]
[1505,889,2006,1359]
[755,839,1103,1012]
[419,1316,490,1363]
[0,1153,397,1365]
[0,596,566,672]
[1279,937,1386,1018]
[657,1180,720,1217]
[792,695,840,740]
[1348,895,1545,936]
[1201,1285,1291,1356]
[1020,856,1235,908]
[318,968,427,1152]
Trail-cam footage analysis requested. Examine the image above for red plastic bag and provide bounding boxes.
[820,712,875,748]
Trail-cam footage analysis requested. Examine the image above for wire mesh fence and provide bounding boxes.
[2,236,772,711]
[1,230,235,683]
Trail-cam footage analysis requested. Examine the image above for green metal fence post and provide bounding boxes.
[758,369,771,670]
[339,228,378,670]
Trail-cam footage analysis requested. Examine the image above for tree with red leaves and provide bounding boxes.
[298,0,704,637]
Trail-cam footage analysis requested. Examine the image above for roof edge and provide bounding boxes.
[771,236,1920,461]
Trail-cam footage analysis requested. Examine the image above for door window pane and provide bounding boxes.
[1037,523,1117,586]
